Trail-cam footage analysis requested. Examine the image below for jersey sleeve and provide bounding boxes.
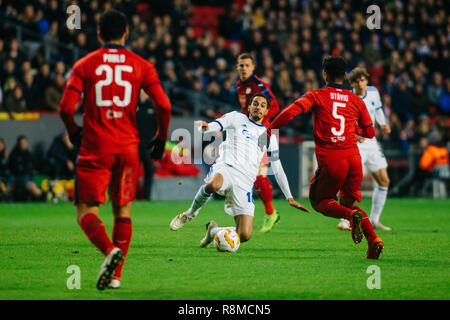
[266,86,280,120]
[267,134,279,159]
[60,63,83,135]
[142,61,172,141]
[65,63,84,95]
[373,89,387,126]
[211,111,238,131]
[356,99,375,138]
[269,91,315,130]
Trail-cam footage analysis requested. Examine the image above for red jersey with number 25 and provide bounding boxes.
[65,45,170,155]
[270,83,373,166]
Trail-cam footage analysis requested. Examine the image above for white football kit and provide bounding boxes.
[354,86,388,172]
[203,111,292,216]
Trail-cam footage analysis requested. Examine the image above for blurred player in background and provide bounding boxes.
[59,10,171,290]
[337,67,392,231]
[235,53,281,233]
[170,94,309,247]
[262,56,384,259]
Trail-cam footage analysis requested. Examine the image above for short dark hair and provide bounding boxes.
[99,9,128,42]
[322,56,347,82]
[348,67,370,83]
[249,93,268,107]
[237,53,256,64]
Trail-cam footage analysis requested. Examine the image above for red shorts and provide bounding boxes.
[309,154,363,204]
[75,152,140,206]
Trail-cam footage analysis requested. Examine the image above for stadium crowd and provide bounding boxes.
[0,0,449,200]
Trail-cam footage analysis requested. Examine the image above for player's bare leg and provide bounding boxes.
[234,214,254,243]
[108,202,132,289]
[76,202,123,290]
[370,168,391,231]
[255,164,279,233]
[200,214,252,248]
[170,173,217,231]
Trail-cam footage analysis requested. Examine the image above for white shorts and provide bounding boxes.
[204,163,255,216]
[358,145,388,173]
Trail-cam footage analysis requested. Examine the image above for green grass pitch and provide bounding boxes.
[0,198,449,300]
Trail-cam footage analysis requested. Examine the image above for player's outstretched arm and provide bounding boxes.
[144,83,171,159]
[59,86,82,146]
[270,158,310,213]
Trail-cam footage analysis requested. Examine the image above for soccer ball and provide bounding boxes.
[214,228,240,252]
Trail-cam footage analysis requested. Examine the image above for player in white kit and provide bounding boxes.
[337,67,392,231]
[170,94,309,247]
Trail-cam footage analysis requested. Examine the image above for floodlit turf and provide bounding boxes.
[0,198,449,300]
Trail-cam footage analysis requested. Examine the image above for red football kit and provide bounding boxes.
[60,44,171,206]
[236,74,279,126]
[269,83,374,203]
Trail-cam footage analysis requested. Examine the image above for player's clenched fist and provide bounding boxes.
[69,126,83,148]
[148,137,166,159]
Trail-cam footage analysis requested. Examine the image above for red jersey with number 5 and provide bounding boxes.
[269,83,373,166]
[64,44,170,155]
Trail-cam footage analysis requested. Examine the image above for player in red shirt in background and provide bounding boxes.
[235,53,280,233]
[261,56,384,259]
[59,10,171,289]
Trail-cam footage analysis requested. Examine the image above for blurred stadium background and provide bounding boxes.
[0,0,449,202]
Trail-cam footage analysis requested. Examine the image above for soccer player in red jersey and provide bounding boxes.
[235,53,280,233]
[261,56,384,259]
[59,10,171,289]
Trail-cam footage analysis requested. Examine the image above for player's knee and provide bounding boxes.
[379,176,390,188]
[239,230,252,243]
[205,179,221,193]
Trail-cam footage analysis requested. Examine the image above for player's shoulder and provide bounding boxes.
[366,86,380,93]
[366,86,381,98]
[124,48,153,66]
[251,75,271,89]
[227,110,246,119]
[72,49,102,70]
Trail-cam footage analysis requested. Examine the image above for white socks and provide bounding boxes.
[211,226,236,237]
[370,185,388,224]
[187,185,212,217]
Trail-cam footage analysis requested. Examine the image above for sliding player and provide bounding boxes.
[169,94,309,247]
[337,67,391,231]
[59,10,171,289]
[235,53,281,233]
[261,56,384,259]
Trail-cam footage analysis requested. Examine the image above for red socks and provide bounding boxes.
[352,206,378,243]
[79,213,115,256]
[254,176,274,215]
[112,217,132,280]
[314,199,353,220]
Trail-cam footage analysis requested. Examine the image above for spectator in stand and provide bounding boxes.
[22,72,39,110]
[427,72,444,106]
[46,132,77,179]
[36,63,52,108]
[409,83,430,117]
[1,59,17,87]
[8,135,47,201]
[4,86,27,113]
[439,78,450,114]
[44,74,65,111]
